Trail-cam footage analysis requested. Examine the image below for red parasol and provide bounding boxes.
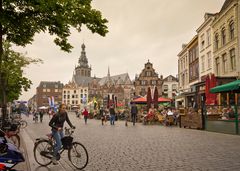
[205,75,210,105]
[147,87,152,110]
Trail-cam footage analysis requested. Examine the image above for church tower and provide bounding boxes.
[75,43,91,77]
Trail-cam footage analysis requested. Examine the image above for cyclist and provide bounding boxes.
[49,104,75,164]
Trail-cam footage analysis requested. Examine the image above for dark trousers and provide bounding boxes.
[84,116,88,124]
[132,114,137,125]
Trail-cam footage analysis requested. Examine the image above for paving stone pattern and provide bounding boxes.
[21,113,240,171]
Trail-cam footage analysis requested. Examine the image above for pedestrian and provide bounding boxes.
[82,107,89,124]
[99,107,105,125]
[131,103,138,126]
[123,106,130,126]
[109,105,116,125]
[39,110,44,123]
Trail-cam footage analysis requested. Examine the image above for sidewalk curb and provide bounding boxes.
[20,128,35,171]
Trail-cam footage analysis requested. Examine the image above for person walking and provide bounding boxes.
[131,103,138,126]
[82,107,89,124]
[49,104,75,165]
[109,105,116,125]
[99,107,106,125]
[39,110,44,123]
[123,106,130,126]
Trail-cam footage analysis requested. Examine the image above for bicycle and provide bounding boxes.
[33,127,88,170]
[0,121,21,149]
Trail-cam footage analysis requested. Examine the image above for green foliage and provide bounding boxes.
[0,41,42,102]
[1,0,108,52]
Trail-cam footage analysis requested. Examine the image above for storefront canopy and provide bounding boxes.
[210,80,240,93]
[131,97,171,104]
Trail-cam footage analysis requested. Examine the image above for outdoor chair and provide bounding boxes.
[166,116,174,126]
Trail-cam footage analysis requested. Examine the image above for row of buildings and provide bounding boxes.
[28,44,178,110]
[177,0,240,108]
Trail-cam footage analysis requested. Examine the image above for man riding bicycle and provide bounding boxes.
[49,104,75,164]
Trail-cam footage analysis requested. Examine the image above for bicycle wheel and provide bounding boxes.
[68,142,88,170]
[9,134,20,149]
[20,120,27,129]
[34,139,53,166]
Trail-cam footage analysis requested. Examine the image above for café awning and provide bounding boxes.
[210,80,240,93]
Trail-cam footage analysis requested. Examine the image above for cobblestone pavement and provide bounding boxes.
[21,113,240,171]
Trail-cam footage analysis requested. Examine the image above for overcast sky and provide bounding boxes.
[16,0,225,101]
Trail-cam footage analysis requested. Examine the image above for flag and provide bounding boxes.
[51,96,55,107]
[48,97,51,106]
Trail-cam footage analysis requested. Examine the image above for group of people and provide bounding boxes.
[97,103,138,126]
[144,107,179,126]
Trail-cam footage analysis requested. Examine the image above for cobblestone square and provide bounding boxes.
[20,113,240,171]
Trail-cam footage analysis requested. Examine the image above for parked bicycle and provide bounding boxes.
[33,127,88,170]
[0,129,24,170]
[0,121,21,149]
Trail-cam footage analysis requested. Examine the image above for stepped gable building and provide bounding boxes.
[134,60,163,97]
[36,81,63,108]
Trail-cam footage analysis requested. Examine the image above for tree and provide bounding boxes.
[0,41,42,103]
[0,0,108,120]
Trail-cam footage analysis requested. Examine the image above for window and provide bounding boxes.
[43,84,46,88]
[67,95,70,99]
[181,74,185,87]
[55,84,58,88]
[81,94,83,98]
[168,77,172,81]
[221,28,226,45]
[206,29,211,46]
[63,90,66,94]
[215,57,220,75]
[207,51,212,69]
[47,89,50,92]
[81,89,83,93]
[146,71,152,77]
[200,34,205,50]
[172,84,177,91]
[72,95,75,98]
[230,48,236,70]
[67,91,70,94]
[72,100,74,104]
[74,90,76,94]
[63,95,66,99]
[54,89,58,92]
[163,85,168,91]
[76,100,78,104]
[229,21,234,40]
[152,80,156,85]
[43,89,46,92]
[215,33,219,50]
[201,56,205,72]
[222,53,227,73]
[75,95,78,98]
[141,80,146,85]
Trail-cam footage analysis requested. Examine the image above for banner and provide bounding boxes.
[48,97,51,106]
[51,96,55,107]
